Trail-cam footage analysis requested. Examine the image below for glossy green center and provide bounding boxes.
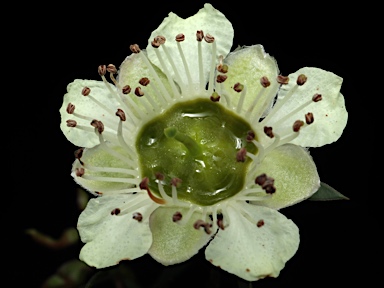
[136,99,256,206]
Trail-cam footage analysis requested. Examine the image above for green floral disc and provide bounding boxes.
[136,99,256,206]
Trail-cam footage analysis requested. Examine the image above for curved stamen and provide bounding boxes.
[176,34,193,90]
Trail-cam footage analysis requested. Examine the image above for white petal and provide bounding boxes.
[148,207,212,265]
[221,45,279,114]
[78,195,158,268]
[253,144,320,210]
[146,3,233,90]
[205,202,299,281]
[59,79,121,148]
[71,144,137,195]
[267,67,347,147]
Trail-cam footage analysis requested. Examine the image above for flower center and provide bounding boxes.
[136,98,256,206]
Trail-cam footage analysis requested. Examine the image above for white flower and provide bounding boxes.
[59,3,347,282]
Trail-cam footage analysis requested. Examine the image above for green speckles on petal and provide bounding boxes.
[148,207,212,265]
[205,203,299,281]
[254,144,320,209]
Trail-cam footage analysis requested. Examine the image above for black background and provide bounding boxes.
[14,1,376,287]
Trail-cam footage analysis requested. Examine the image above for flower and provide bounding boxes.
[59,3,347,282]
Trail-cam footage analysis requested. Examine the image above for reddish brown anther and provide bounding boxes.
[260,76,271,88]
[139,77,150,86]
[107,64,117,74]
[217,214,225,230]
[210,92,220,102]
[111,208,121,215]
[171,177,182,187]
[135,87,144,97]
[312,93,322,102]
[154,35,166,44]
[90,119,104,134]
[255,173,276,194]
[264,126,274,138]
[139,177,149,190]
[66,120,77,127]
[155,172,165,181]
[172,211,183,222]
[140,177,166,205]
[75,167,85,177]
[132,212,143,222]
[151,40,161,48]
[193,220,212,234]
[130,44,141,53]
[196,30,204,41]
[66,103,75,114]
[257,219,264,227]
[293,120,304,132]
[277,75,289,84]
[233,82,244,92]
[98,65,107,76]
[82,87,91,96]
[296,74,307,85]
[236,147,247,162]
[175,33,185,42]
[246,130,255,142]
[74,148,84,161]
[216,74,227,83]
[116,109,126,121]
[217,64,228,73]
[305,112,314,124]
[122,85,131,94]
[255,173,268,186]
[204,34,215,43]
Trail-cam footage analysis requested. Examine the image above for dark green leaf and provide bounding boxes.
[308,182,349,201]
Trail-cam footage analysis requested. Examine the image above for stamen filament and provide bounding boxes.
[176,41,193,89]
[207,41,217,95]
[119,197,153,216]
[157,181,173,203]
[197,41,204,92]
[236,85,247,114]
[161,44,186,95]
[82,165,138,176]
[117,121,136,159]
[179,205,199,225]
[171,185,179,204]
[272,98,313,127]
[245,88,266,118]
[82,175,139,184]
[252,81,279,125]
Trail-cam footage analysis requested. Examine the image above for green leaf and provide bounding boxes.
[308,182,349,201]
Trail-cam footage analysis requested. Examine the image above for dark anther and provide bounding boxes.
[75,167,85,177]
[82,87,91,96]
[154,36,166,44]
[130,44,141,54]
[139,177,149,190]
[122,85,131,94]
[139,77,150,86]
[216,74,227,83]
[204,33,215,43]
[116,109,126,121]
[196,30,204,42]
[296,74,307,85]
[217,64,228,73]
[312,93,322,102]
[172,211,183,222]
[210,92,220,102]
[293,120,304,132]
[135,87,144,97]
[74,148,84,165]
[277,75,289,84]
[171,177,182,187]
[175,33,185,42]
[98,65,107,76]
[66,103,75,114]
[66,120,77,127]
[264,126,274,138]
[246,130,255,142]
[255,173,268,186]
[111,208,121,215]
[233,82,244,92]
[217,214,225,230]
[132,212,143,222]
[90,119,104,134]
[193,220,212,234]
[140,177,166,204]
[255,173,276,194]
[305,112,314,124]
[107,64,117,74]
[155,172,165,181]
[151,40,161,48]
[260,76,271,88]
[236,147,247,162]
[257,219,264,227]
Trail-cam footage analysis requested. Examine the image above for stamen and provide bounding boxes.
[235,83,247,114]
[164,127,202,157]
[107,64,119,85]
[196,30,205,91]
[74,148,84,165]
[135,80,160,112]
[90,119,104,134]
[111,208,121,215]
[172,211,183,222]
[293,120,304,132]
[245,77,270,119]
[157,180,173,203]
[255,173,276,194]
[277,75,289,84]
[171,177,182,203]
[264,126,274,138]
[66,103,75,114]
[216,75,227,83]
[140,177,166,204]
[257,219,264,228]
[179,205,199,224]
[116,109,137,159]
[132,212,143,222]
[193,219,212,234]
[176,34,193,89]
[130,44,170,105]
[82,164,139,176]
[236,147,247,162]
[305,112,314,124]
[66,119,77,127]
[217,55,228,73]
[75,167,84,177]
[135,87,144,97]
[205,33,217,95]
